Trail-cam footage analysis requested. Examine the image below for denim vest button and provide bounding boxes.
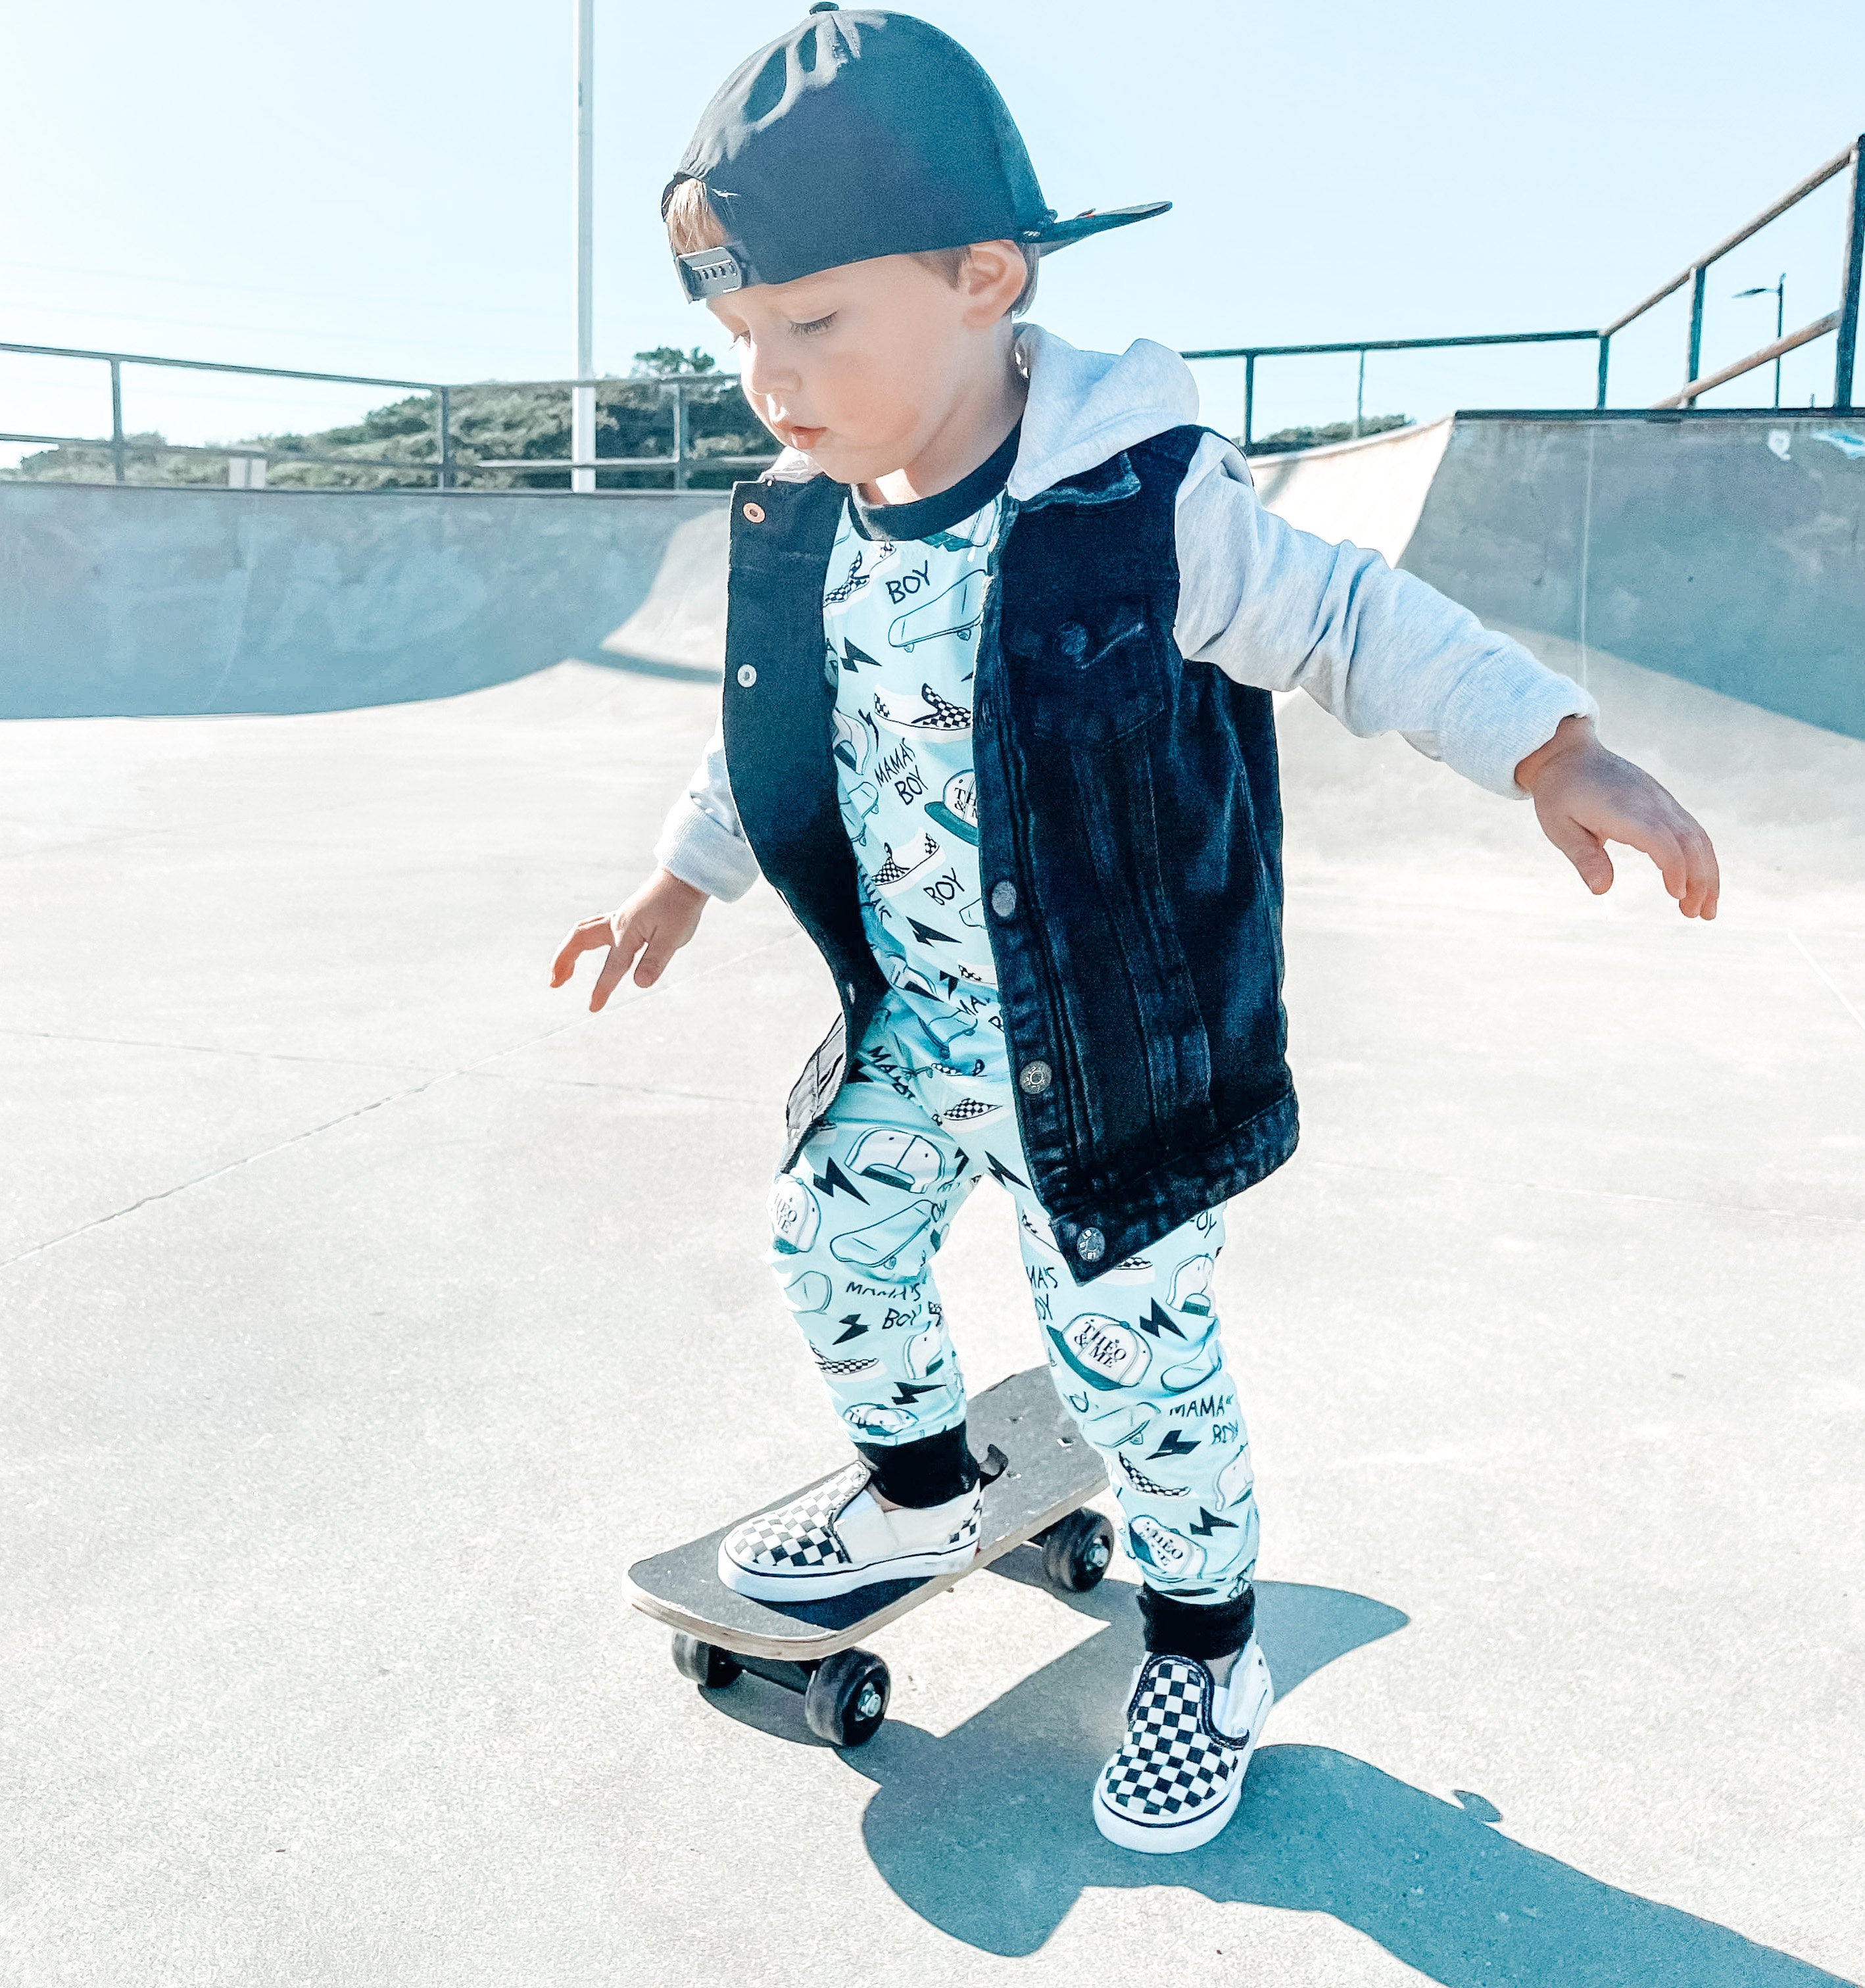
[990,881,1017,919]
[1018,1059,1052,1095]
[1075,1226,1105,1263]
[741,501,765,523]
[737,664,758,687]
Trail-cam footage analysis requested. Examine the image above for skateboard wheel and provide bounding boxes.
[671,1633,743,1690]
[803,1648,890,1748]
[1041,1509,1115,1593]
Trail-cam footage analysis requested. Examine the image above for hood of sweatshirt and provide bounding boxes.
[761,322,1203,501]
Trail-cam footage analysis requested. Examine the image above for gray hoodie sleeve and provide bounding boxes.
[652,720,761,902]
[1172,433,1595,795]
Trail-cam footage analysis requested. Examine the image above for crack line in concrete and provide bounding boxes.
[457,1067,767,1105]
[0,1026,445,1075]
[1790,931,1865,1038]
[0,934,792,1273]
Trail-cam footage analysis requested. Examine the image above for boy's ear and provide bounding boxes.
[959,239,1030,326]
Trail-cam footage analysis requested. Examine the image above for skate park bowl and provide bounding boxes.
[5,418,1864,1987]
[1,404,1863,731]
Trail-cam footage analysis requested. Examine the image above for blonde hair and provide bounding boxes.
[664,177,1039,314]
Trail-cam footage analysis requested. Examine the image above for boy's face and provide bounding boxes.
[706,241,1026,489]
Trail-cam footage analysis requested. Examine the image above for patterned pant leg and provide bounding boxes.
[767,1065,976,1450]
[1015,1195,1259,1601]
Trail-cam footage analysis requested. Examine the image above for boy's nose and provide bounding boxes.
[739,340,794,416]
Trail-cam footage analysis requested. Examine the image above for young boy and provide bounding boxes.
[551,7,1719,1853]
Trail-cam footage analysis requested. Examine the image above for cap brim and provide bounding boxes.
[1025,201,1171,253]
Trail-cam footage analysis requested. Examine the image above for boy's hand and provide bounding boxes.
[549,867,709,1010]
[1515,715,1719,919]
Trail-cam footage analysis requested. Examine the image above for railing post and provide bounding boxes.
[109,358,126,483]
[1834,135,1865,412]
[1595,332,1611,409]
[437,385,452,491]
[1685,264,1707,404]
[1353,348,1365,438]
[673,379,688,491]
[1242,352,1255,452]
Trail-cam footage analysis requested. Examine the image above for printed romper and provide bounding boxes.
[767,442,1259,1603]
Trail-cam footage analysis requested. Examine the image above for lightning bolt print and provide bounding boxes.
[1135,1300,1184,1341]
[811,1157,868,1202]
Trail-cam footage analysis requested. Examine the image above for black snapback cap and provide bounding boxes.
[662,5,1169,301]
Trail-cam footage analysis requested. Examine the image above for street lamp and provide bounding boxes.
[1734,274,1786,408]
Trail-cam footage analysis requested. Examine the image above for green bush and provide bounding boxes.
[1244,413,1412,456]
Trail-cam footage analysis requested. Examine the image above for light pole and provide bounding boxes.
[1734,274,1786,409]
[573,0,595,493]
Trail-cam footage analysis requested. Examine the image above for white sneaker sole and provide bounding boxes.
[716,1539,977,1602]
[1093,1753,1251,1853]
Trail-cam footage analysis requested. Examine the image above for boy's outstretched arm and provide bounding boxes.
[1169,437,1720,921]
[552,721,760,1012]
[550,867,708,1011]
[1514,714,1719,919]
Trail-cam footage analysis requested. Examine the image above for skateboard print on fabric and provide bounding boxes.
[824,492,1000,1043]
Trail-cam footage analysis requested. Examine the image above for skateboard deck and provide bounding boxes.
[625,1363,1109,1663]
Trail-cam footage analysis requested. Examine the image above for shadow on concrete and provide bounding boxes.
[708,1568,1851,1982]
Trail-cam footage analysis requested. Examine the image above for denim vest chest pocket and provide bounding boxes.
[1007,600,1167,747]
[996,599,1216,1182]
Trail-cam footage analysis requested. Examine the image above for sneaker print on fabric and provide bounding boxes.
[873,683,973,737]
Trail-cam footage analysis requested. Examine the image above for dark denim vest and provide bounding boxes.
[720,424,1297,1284]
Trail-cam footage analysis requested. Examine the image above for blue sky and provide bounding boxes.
[3,1,1862,460]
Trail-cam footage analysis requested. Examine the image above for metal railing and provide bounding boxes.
[460,376,775,487]
[7,134,1862,485]
[0,343,777,491]
[1609,136,1863,410]
[1184,328,1601,451]
[1191,132,1864,449]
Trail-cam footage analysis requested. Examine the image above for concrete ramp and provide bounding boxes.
[1255,412,1865,740]
[1246,416,1455,568]
[7,411,1860,735]
[599,506,728,677]
[0,483,726,719]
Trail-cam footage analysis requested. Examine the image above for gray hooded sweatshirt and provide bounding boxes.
[654,324,1595,903]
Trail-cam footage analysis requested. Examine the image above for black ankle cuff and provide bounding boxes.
[1137,1584,1255,1662]
[854,1422,975,1508]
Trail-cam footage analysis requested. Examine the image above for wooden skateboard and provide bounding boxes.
[625,1363,1112,1746]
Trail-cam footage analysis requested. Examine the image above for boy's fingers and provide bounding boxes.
[1677,820,1721,919]
[1544,811,1614,895]
[634,936,675,987]
[588,933,638,1010]
[549,916,619,984]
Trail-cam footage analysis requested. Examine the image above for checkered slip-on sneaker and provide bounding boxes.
[717,1461,982,1602]
[1092,1638,1274,1854]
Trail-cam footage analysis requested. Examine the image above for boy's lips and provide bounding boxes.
[779,424,826,450]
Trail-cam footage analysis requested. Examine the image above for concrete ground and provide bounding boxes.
[3,643,1861,1987]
